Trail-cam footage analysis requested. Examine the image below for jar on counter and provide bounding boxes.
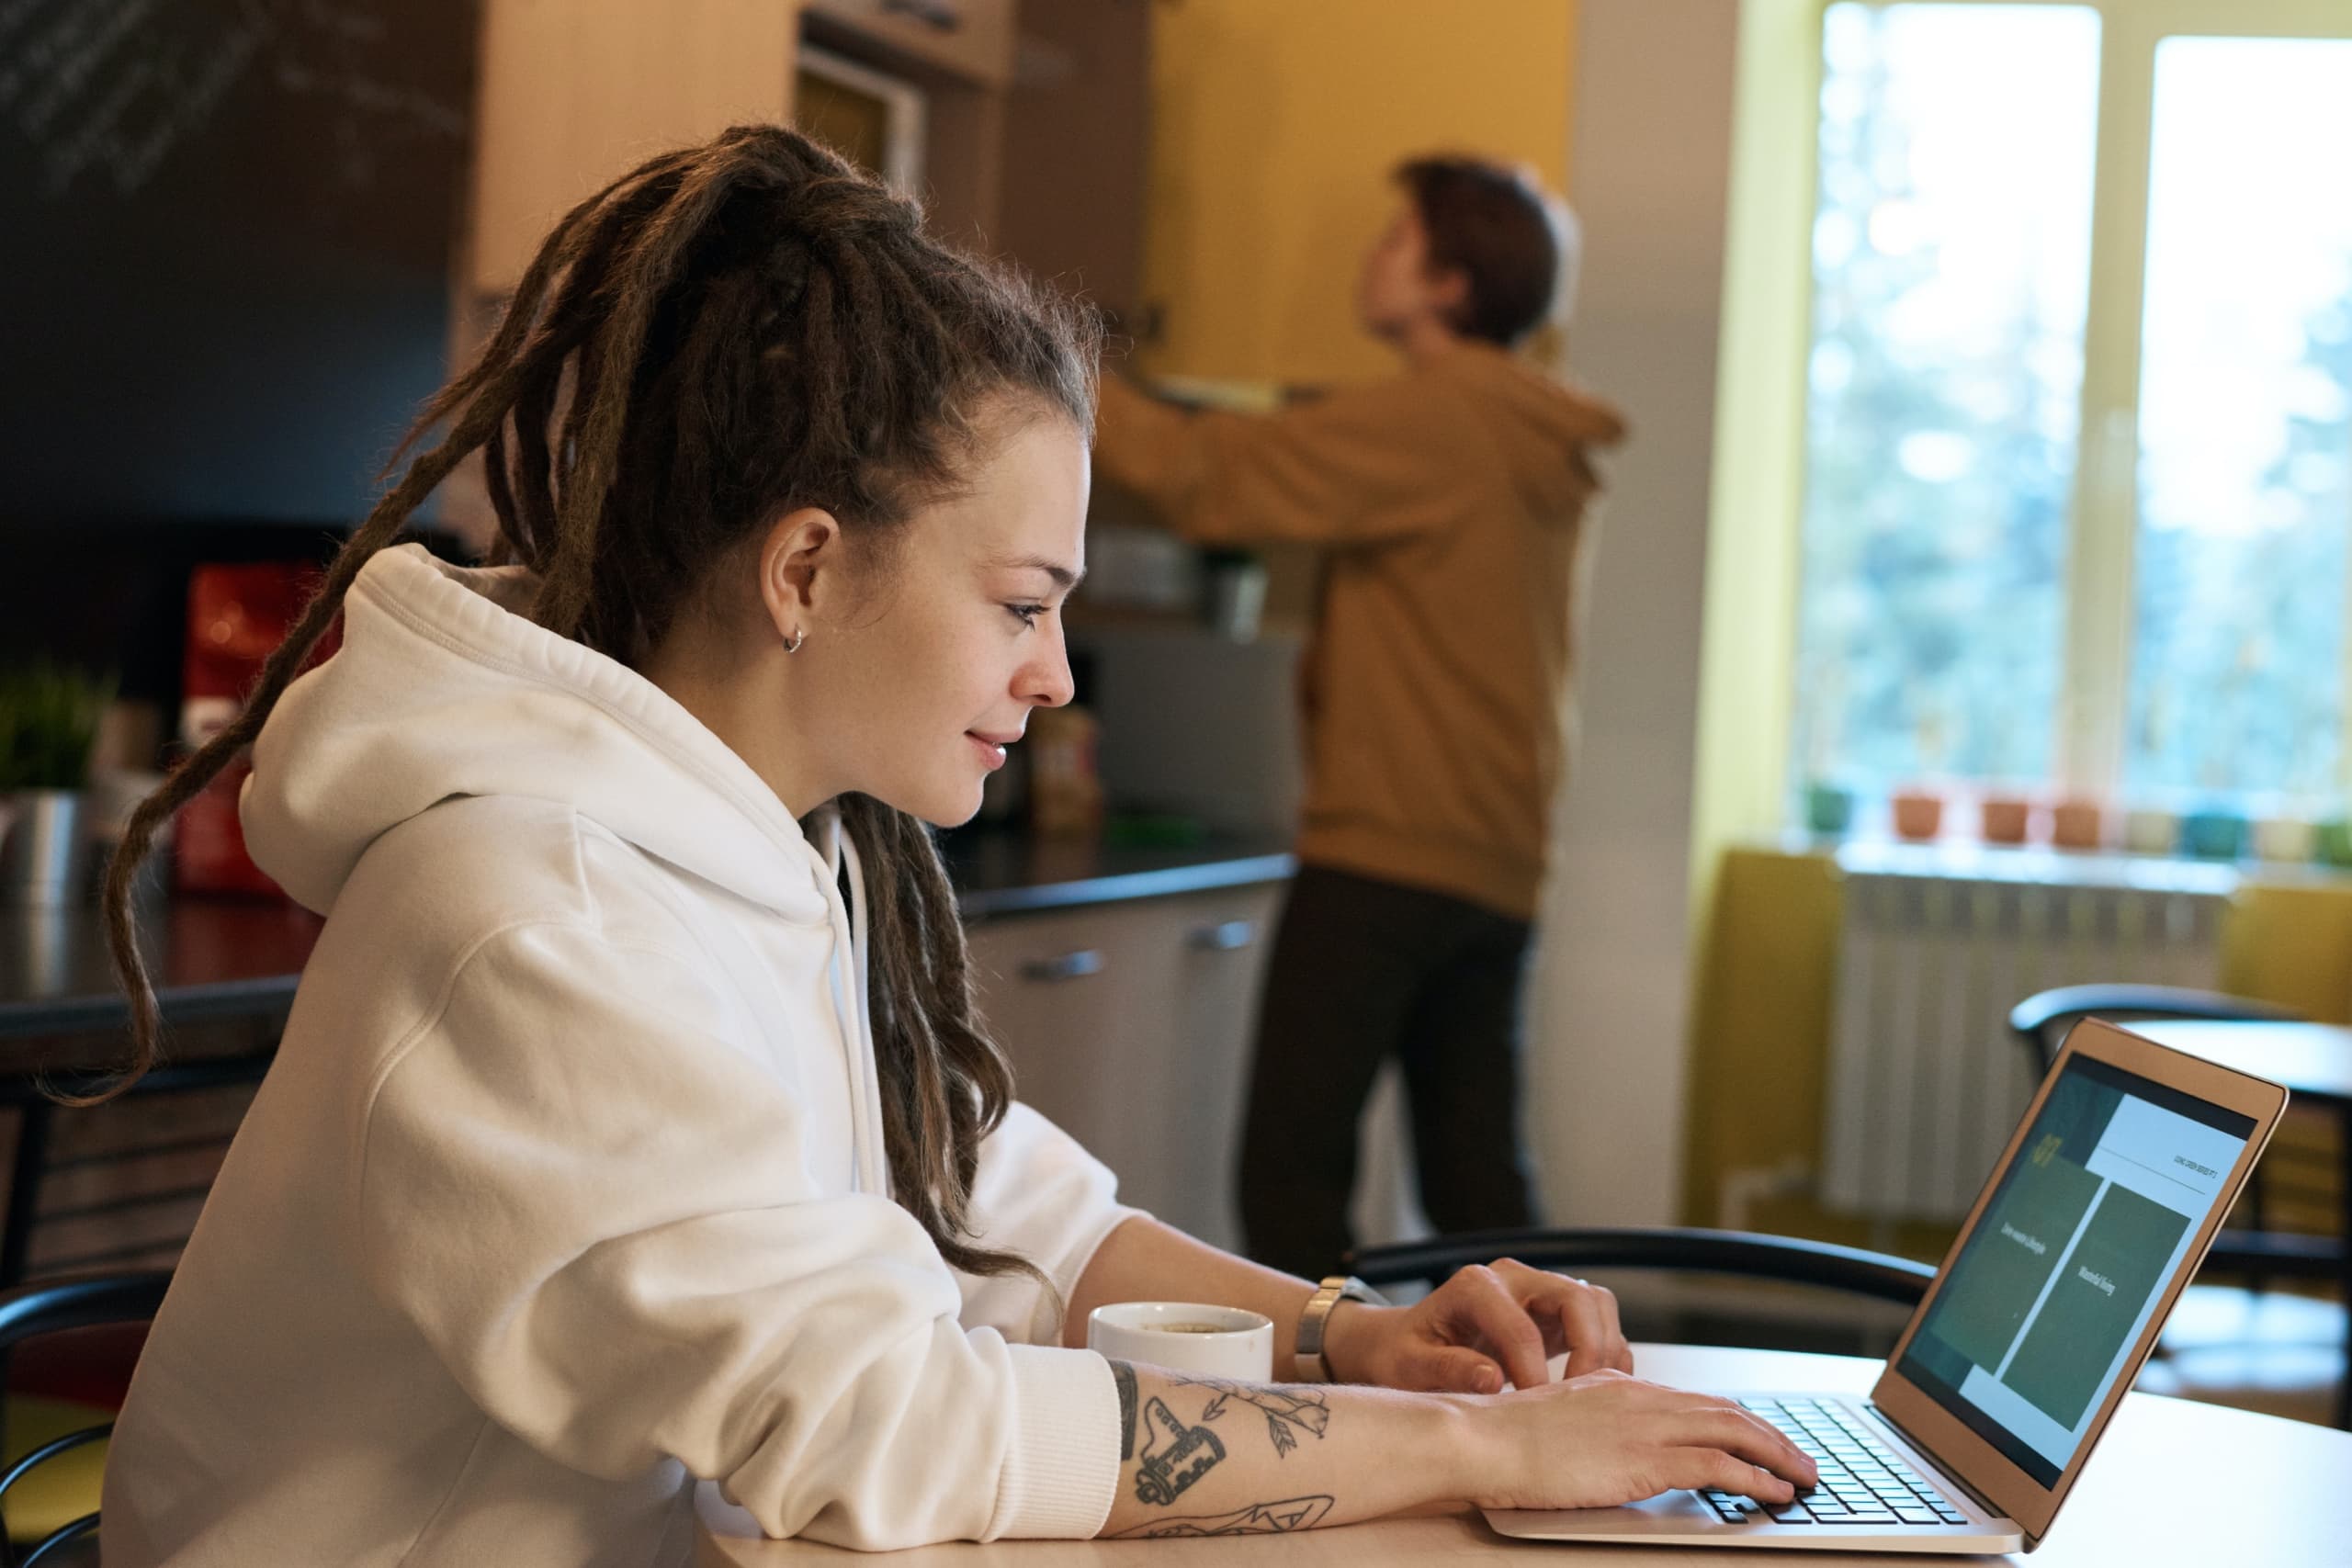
[1026,705,1104,838]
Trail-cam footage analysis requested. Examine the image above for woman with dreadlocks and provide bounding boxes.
[97,128,1811,1564]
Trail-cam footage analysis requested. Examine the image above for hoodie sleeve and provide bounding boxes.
[351,920,1120,1549]
[953,1102,1147,1347]
[1093,372,1468,547]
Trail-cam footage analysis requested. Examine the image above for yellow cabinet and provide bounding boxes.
[1136,0,1580,387]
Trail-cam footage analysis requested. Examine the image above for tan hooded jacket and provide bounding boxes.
[1093,343,1628,921]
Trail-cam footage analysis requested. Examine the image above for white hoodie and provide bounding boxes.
[102,545,1134,1565]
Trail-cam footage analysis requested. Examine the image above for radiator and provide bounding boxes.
[1819,852,2231,1221]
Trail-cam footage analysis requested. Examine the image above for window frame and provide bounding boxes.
[1790,0,2352,807]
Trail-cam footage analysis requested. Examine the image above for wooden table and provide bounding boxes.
[695,1342,2352,1564]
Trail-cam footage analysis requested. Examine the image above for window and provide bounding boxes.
[1789,1,2352,818]
[2126,37,2352,799]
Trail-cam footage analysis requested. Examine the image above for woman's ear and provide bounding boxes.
[759,507,841,638]
[1427,264,1474,328]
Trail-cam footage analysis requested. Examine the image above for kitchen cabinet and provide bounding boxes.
[995,0,1153,335]
[1132,1,1577,388]
[465,0,802,296]
[801,0,1016,87]
[463,0,1023,297]
[966,881,1283,1251]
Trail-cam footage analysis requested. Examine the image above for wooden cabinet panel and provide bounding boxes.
[466,0,803,295]
[1162,886,1279,1250]
[995,0,1152,332]
[466,0,1030,294]
[967,899,1179,1191]
[967,882,1284,1249]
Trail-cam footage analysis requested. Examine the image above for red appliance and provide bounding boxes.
[174,564,341,897]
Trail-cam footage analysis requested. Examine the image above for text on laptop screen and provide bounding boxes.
[1894,1055,2254,1487]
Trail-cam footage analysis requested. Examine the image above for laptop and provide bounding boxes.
[1485,1017,2290,1553]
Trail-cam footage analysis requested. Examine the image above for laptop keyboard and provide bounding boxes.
[1696,1398,1972,1528]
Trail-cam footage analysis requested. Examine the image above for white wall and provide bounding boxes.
[1525,0,1743,1225]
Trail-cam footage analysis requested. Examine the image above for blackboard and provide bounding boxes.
[0,0,477,530]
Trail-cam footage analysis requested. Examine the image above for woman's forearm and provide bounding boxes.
[1098,1360,1473,1539]
[1069,1220,1822,1537]
[1066,1215,1383,1381]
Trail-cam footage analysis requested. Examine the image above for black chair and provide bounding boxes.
[0,1270,169,1567]
[2007,984,2303,1074]
[1349,1226,1935,1359]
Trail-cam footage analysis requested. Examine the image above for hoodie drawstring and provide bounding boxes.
[833,824,890,1200]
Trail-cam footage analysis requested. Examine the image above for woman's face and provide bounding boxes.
[798,410,1090,828]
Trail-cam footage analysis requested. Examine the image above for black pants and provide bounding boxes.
[1238,863,1535,1280]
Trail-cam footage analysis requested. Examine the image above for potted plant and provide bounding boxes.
[0,661,116,905]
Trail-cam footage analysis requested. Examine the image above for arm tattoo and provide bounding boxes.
[1132,1395,1227,1506]
[1163,1371,1331,1457]
[1110,1360,1139,1461]
[1108,1495,1336,1539]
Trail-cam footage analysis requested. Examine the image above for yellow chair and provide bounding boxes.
[0,1272,169,1567]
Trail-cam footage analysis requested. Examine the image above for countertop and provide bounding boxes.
[941,827,1294,919]
[0,830,1295,1043]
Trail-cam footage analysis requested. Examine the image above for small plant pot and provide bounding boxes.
[0,788,90,907]
[1804,783,1856,837]
[1891,788,1945,841]
[2123,807,2180,857]
[2051,798,2105,851]
[2179,808,2248,861]
[1979,795,2034,846]
[2253,817,2315,863]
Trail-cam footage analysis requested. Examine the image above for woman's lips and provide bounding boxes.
[967,732,1009,770]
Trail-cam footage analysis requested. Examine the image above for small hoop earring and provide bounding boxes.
[782,628,807,655]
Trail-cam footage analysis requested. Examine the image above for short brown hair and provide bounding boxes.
[1395,155,1571,347]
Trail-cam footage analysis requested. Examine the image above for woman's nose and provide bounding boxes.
[1023,625,1075,708]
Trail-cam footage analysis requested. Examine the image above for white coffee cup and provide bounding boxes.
[1086,1301,1274,1381]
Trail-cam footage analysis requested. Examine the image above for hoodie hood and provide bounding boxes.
[242,544,833,924]
[1432,341,1629,521]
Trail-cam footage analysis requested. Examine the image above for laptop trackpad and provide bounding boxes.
[1486,1487,1738,1540]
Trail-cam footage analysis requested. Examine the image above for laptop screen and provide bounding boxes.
[1894,1054,2256,1487]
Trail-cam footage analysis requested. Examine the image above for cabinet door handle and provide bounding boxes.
[882,0,962,31]
[1019,949,1105,983]
[1187,919,1258,953]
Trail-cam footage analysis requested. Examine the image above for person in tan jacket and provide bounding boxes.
[1094,155,1628,1280]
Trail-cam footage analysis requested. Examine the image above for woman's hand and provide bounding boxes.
[1326,1258,1633,1393]
[1467,1369,1819,1511]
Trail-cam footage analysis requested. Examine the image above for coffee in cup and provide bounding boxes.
[1086,1302,1274,1380]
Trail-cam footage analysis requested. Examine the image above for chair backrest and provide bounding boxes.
[0,1272,170,1568]
[1348,1227,1942,1360]
[2005,985,2303,1075]
[1349,1227,1937,1359]
[1350,1226,1934,1303]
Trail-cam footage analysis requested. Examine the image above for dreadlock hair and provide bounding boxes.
[98,124,1102,1287]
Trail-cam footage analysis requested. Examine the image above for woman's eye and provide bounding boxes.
[1006,603,1046,629]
